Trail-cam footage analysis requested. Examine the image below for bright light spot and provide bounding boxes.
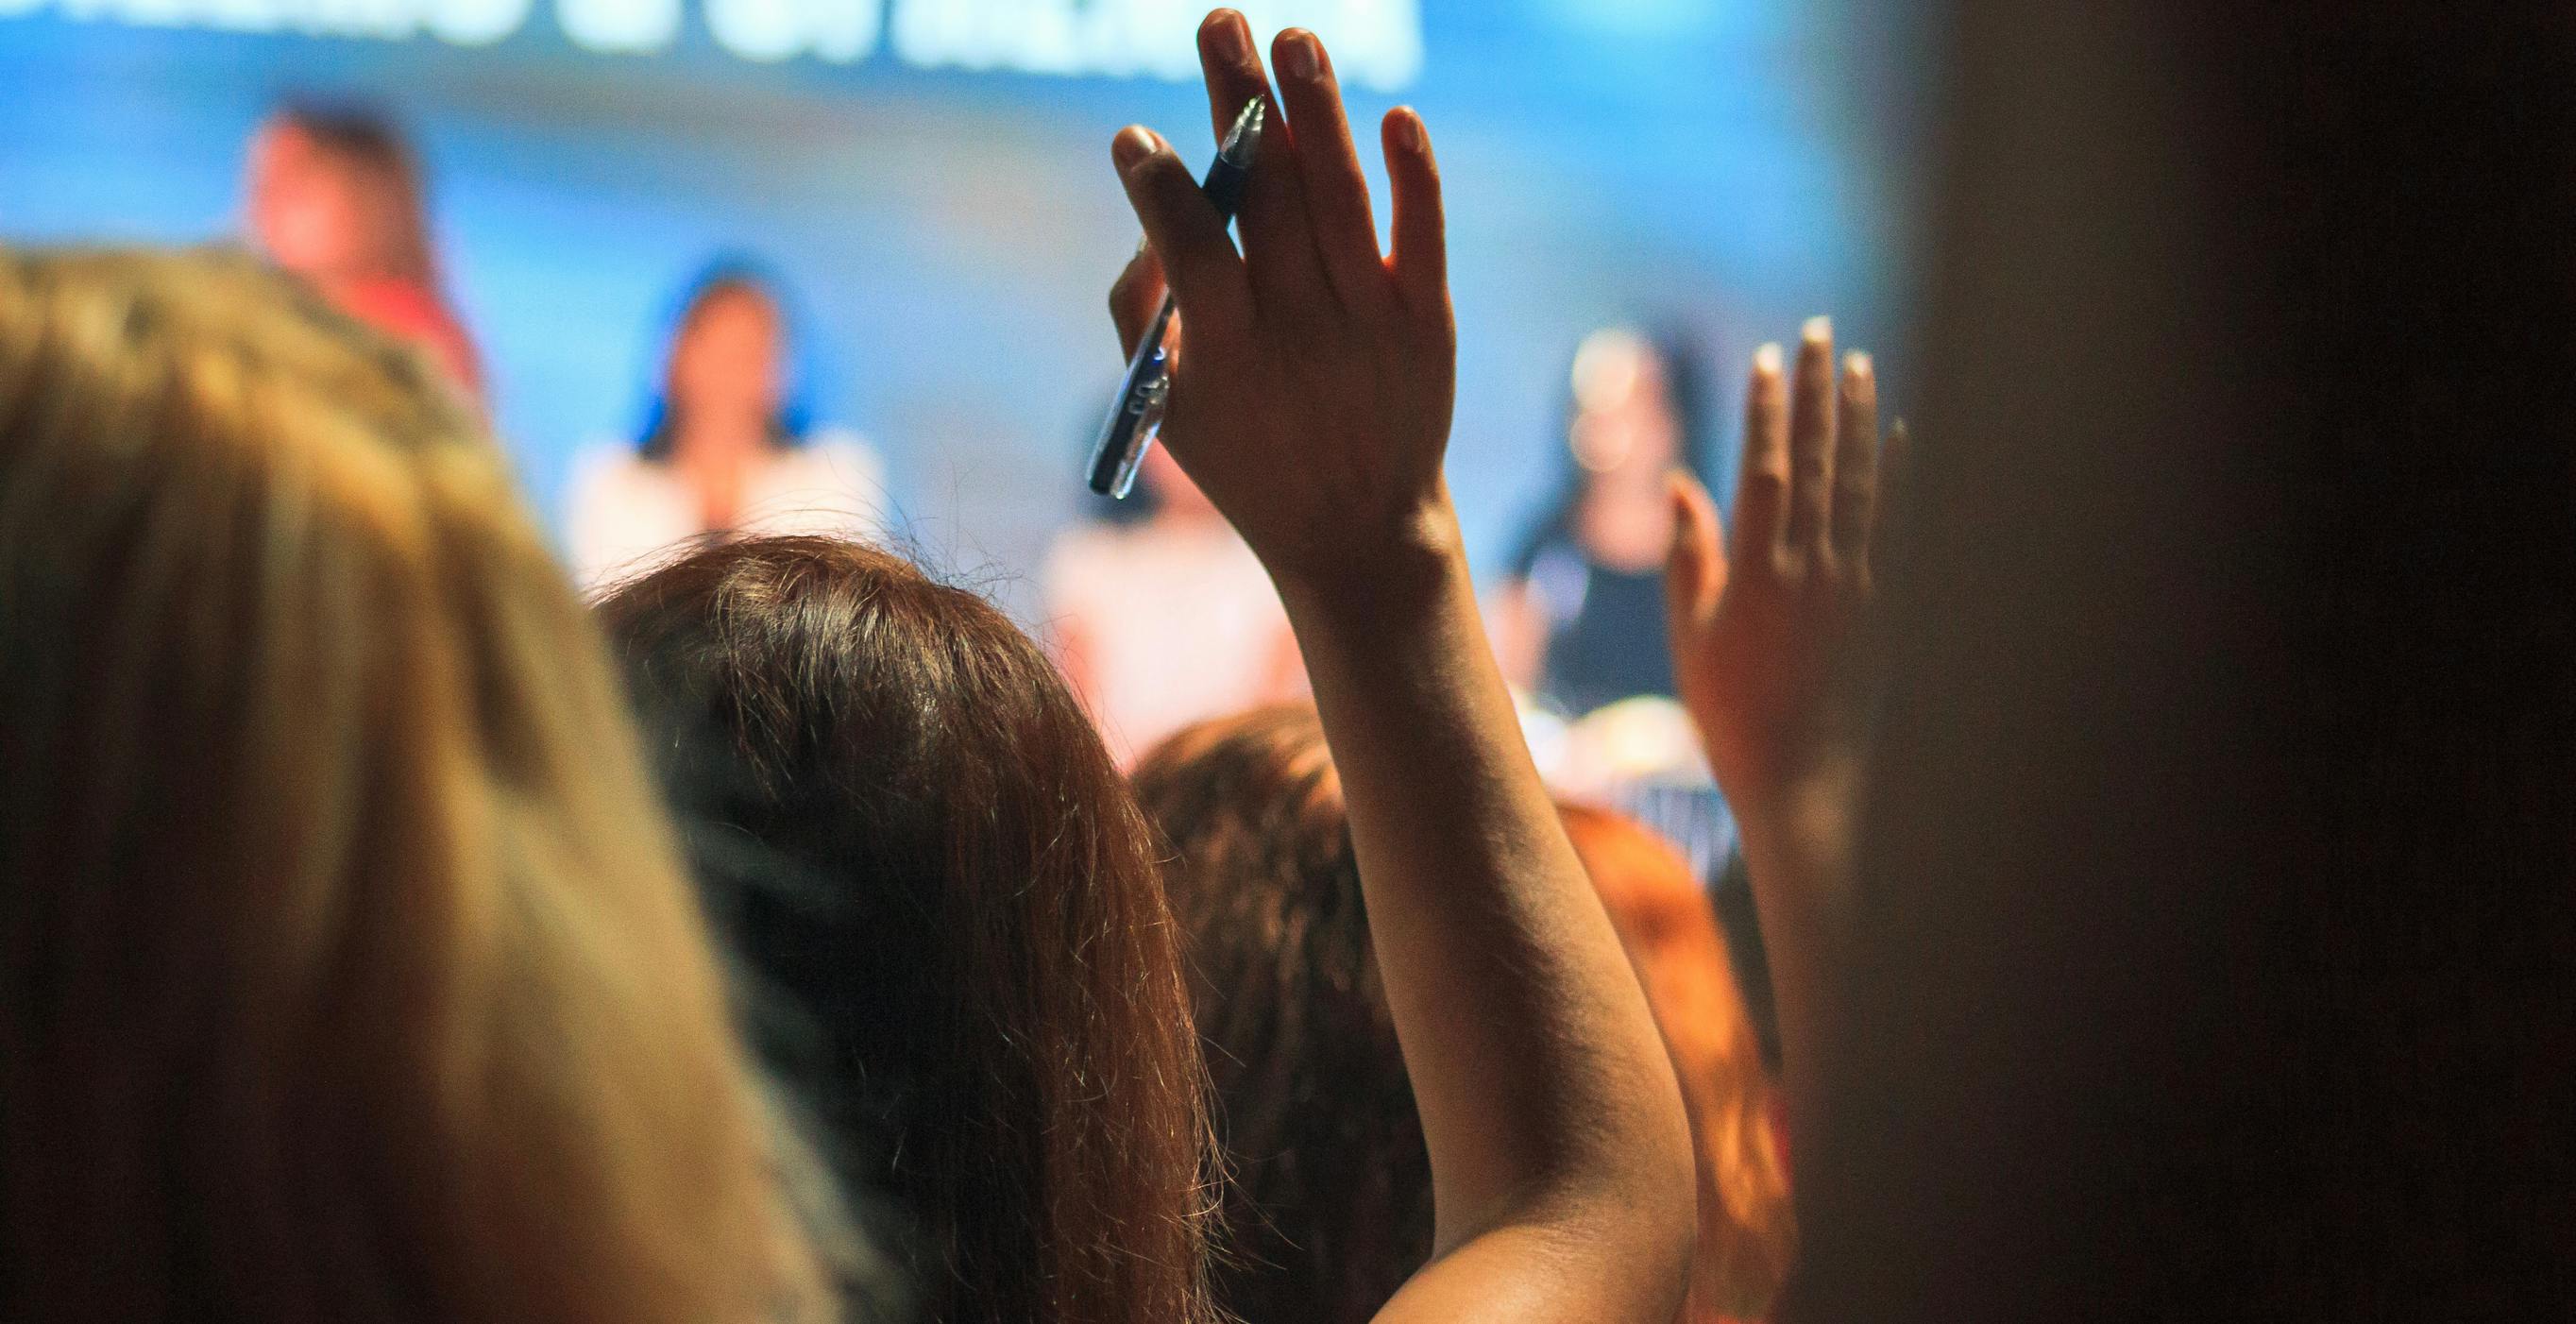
[428,0,529,43]
[558,0,680,53]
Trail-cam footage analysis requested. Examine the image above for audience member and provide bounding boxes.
[1132,704,1433,1324]
[1105,10,1697,1317]
[0,248,850,1323]
[1044,443,1301,766]
[1138,707,1793,1323]
[596,535,1221,1324]
[1494,327,1717,716]
[244,103,483,399]
[1740,8,2576,1320]
[567,263,888,591]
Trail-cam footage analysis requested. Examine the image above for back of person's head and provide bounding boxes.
[1131,704,1434,1324]
[594,535,1217,1324]
[0,248,835,1323]
[1558,804,1794,1321]
[1138,707,1796,1324]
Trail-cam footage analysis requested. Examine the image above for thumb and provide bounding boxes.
[1664,468,1727,634]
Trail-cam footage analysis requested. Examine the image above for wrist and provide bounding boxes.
[1264,490,1466,624]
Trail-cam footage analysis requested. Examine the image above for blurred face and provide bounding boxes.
[668,285,785,428]
[246,121,373,276]
[1569,332,1683,493]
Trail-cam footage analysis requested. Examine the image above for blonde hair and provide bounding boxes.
[0,248,838,1323]
[1558,804,1795,1322]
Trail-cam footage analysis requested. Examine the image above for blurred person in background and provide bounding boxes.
[1137,706,1791,1324]
[244,102,483,399]
[1044,442,1300,766]
[1494,326,1718,719]
[567,263,888,592]
[0,248,855,1324]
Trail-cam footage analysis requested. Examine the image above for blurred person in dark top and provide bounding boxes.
[1495,326,1718,717]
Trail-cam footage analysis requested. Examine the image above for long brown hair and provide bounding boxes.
[595,535,1219,1324]
[0,248,836,1323]
[1132,704,1434,1324]
[1559,804,1795,1321]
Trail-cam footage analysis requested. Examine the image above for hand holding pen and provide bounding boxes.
[1106,9,1457,588]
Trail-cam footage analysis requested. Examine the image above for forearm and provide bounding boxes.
[1269,504,1694,1271]
[1730,775,1861,1147]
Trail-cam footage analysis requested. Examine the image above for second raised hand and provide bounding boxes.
[1666,317,1894,819]
[1106,11,1458,586]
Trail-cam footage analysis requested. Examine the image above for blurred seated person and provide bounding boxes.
[245,101,483,399]
[1494,326,1717,717]
[1044,443,1301,766]
[566,263,888,591]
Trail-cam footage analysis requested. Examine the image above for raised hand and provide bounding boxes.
[1107,9,1457,587]
[1103,14,1699,1320]
[1665,318,1897,819]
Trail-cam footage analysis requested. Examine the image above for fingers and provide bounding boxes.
[1732,342,1789,562]
[1663,468,1728,636]
[1831,350,1879,567]
[1783,316,1837,556]
[1272,28,1386,309]
[1195,11,1269,145]
[1381,107,1448,323]
[1194,10,1330,321]
[1112,127,1252,342]
[1108,242,1168,357]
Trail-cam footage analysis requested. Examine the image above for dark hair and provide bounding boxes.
[1131,705,1434,1324]
[596,535,1219,1324]
[635,262,812,460]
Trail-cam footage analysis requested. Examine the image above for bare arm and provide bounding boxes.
[1108,10,1695,1319]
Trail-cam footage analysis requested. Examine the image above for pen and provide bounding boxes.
[1087,96,1265,498]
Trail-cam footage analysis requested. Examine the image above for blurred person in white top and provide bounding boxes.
[1045,444,1302,767]
[566,263,887,592]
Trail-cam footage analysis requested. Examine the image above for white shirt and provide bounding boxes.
[1042,518,1300,767]
[563,430,890,593]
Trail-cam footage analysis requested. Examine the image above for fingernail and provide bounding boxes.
[1844,349,1873,377]
[1113,127,1157,173]
[1394,108,1426,154]
[1802,314,1832,345]
[1279,30,1320,81]
[1754,342,1783,375]
[1132,234,1151,258]
[1210,12,1251,62]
